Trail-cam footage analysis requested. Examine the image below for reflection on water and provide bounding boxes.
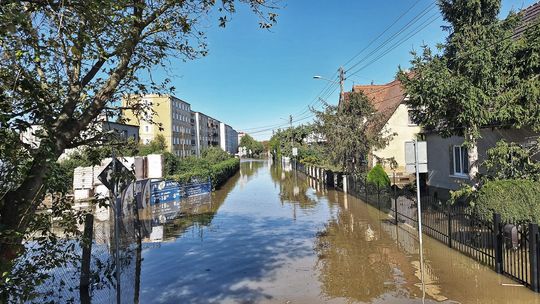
[135,160,540,303]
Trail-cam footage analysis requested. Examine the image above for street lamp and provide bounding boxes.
[313,67,346,103]
[313,75,339,84]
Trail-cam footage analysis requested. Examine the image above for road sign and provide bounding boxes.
[97,158,134,192]
[405,141,428,173]
[292,147,298,156]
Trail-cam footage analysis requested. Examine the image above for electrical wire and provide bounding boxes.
[348,13,441,78]
[342,0,425,68]
[345,2,437,73]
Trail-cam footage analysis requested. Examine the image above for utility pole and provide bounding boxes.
[289,114,293,153]
[338,66,346,105]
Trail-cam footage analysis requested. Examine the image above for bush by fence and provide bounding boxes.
[469,179,540,224]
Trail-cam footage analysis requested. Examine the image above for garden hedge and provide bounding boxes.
[469,179,540,223]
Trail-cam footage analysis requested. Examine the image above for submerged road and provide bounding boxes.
[138,160,540,303]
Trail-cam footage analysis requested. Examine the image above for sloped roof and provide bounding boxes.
[514,1,540,38]
[345,79,406,125]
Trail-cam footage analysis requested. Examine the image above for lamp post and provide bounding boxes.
[313,67,346,104]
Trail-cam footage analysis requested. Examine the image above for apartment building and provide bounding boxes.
[122,95,194,157]
[220,123,239,154]
[192,112,221,156]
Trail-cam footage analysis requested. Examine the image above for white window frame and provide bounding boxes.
[452,145,469,178]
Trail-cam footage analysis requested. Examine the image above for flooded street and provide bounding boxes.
[138,160,540,303]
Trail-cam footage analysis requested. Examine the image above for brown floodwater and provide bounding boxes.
[138,160,540,303]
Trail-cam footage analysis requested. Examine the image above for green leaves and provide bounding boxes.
[240,134,264,156]
[312,91,392,174]
[401,0,540,140]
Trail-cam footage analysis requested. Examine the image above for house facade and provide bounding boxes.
[351,79,421,180]
[425,128,539,199]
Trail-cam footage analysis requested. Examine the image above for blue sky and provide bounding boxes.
[150,0,537,140]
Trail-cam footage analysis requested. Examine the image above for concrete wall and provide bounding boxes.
[426,128,539,199]
[372,103,422,173]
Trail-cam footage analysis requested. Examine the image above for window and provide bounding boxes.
[452,145,469,176]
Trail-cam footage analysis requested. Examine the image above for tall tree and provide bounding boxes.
[240,134,264,156]
[399,0,540,179]
[0,0,277,272]
[312,91,392,174]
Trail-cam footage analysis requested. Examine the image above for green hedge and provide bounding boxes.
[469,179,540,223]
[169,158,240,190]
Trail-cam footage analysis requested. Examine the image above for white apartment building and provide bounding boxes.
[219,123,239,154]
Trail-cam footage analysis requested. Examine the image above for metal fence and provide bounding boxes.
[295,163,540,293]
[15,178,213,303]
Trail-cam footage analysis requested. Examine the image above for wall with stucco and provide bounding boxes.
[372,103,422,173]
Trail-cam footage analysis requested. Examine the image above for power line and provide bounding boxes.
[342,0,425,68]
[241,1,439,134]
[345,2,437,73]
[348,12,441,78]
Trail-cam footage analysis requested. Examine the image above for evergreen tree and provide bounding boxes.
[312,91,393,174]
[399,0,540,179]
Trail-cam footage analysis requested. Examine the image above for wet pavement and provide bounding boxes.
[138,160,540,303]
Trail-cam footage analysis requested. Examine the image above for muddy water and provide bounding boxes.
[139,160,540,303]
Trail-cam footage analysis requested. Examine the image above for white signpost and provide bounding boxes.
[405,140,428,299]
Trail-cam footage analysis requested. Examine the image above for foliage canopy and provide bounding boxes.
[399,0,540,179]
[312,91,392,174]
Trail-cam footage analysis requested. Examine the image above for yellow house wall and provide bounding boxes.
[372,103,421,173]
[122,95,173,152]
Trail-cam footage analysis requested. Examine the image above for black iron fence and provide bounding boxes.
[295,163,540,293]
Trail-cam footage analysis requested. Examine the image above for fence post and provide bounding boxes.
[493,213,503,274]
[364,176,368,199]
[80,213,94,303]
[377,184,380,210]
[529,223,539,292]
[394,196,399,225]
[447,204,452,248]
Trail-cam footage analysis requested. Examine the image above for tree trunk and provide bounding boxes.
[465,129,479,180]
[0,139,62,277]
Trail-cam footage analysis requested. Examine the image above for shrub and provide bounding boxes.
[367,164,390,189]
[201,147,232,164]
[469,179,540,223]
[209,158,240,188]
[168,158,239,189]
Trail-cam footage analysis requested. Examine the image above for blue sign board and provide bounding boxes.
[148,179,212,206]
[180,182,212,198]
[149,180,181,205]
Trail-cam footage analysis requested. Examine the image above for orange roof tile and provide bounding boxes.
[343,79,406,126]
[514,1,540,38]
